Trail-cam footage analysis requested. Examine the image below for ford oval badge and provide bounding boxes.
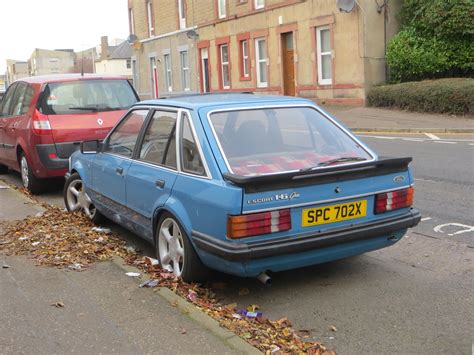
[97,118,103,126]
[393,175,405,183]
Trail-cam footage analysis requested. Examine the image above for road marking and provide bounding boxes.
[433,141,457,144]
[414,178,438,183]
[434,223,474,236]
[424,133,440,140]
[367,136,397,140]
[421,217,431,222]
[402,138,425,142]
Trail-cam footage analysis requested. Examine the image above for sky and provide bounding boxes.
[0,0,129,73]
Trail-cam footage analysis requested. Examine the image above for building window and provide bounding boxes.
[254,0,264,9]
[126,59,131,69]
[178,0,186,29]
[129,8,135,35]
[219,44,230,89]
[255,37,267,87]
[147,0,155,37]
[218,0,226,19]
[240,40,250,78]
[164,54,172,92]
[180,51,190,91]
[316,26,332,85]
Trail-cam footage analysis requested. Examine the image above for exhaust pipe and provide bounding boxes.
[257,271,272,285]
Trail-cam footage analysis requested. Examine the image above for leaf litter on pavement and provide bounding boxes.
[0,203,334,354]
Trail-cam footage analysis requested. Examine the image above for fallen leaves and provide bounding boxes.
[133,258,334,354]
[0,204,334,354]
[0,206,135,268]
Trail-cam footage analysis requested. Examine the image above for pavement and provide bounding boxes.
[0,180,258,354]
[322,106,474,133]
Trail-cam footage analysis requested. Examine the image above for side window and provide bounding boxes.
[0,83,17,116]
[139,110,177,169]
[105,109,148,158]
[21,85,34,115]
[180,113,205,176]
[10,83,27,116]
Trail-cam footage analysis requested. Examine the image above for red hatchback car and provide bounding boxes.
[0,74,139,193]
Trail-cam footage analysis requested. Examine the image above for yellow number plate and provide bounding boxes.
[302,200,367,227]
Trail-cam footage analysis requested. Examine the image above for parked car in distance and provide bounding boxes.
[0,74,139,193]
[65,93,421,282]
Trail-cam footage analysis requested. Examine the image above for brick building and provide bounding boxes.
[5,60,29,86]
[128,0,400,105]
[29,48,76,76]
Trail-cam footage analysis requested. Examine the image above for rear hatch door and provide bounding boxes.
[226,158,413,236]
[38,78,138,157]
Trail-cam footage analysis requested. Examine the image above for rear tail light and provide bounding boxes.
[32,109,52,135]
[227,209,291,239]
[375,187,414,214]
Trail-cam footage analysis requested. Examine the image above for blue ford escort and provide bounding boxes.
[64,94,420,282]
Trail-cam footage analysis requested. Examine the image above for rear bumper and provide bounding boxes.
[192,208,421,262]
[36,143,80,170]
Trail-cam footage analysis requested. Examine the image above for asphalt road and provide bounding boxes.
[1,133,473,354]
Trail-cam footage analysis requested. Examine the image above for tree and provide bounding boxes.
[387,0,474,82]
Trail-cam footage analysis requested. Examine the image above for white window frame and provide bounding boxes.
[180,51,190,91]
[255,37,268,88]
[178,0,186,29]
[164,54,173,92]
[254,0,264,10]
[147,0,154,37]
[220,44,230,89]
[316,26,332,85]
[129,8,135,35]
[150,56,158,98]
[218,0,226,19]
[242,40,249,77]
[131,58,138,89]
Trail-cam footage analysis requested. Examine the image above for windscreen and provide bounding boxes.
[39,79,137,115]
[210,106,373,176]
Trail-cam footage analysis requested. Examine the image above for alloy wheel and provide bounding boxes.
[65,178,97,219]
[158,218,185,277]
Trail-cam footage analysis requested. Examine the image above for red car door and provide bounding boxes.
[3,82,32,167]
[0,83,19,166]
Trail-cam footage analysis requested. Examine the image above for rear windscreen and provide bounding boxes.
[209,107,373,175]
[39,79,138,115]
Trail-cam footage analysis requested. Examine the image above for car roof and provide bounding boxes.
[15,73,128,85]
[136,93,314,110]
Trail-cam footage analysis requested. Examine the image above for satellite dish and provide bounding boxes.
[186,30,199,40]
[337,0,356,12]
[127,34,138,44]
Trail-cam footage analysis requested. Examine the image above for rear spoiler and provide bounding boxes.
[223,157,412,193]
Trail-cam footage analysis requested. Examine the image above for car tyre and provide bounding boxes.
[64,172,103,224]
[0,164,8,174]
[156,212,209,283]
[20,152,44,194]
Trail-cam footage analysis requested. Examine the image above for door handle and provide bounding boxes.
[116,167,124,175]
[155,179,165,189]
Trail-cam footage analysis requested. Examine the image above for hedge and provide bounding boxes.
[367,78,474,115]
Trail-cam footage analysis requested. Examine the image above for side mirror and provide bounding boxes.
[80,140,101,154]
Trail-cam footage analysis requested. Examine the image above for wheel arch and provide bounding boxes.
[152,198,194,247]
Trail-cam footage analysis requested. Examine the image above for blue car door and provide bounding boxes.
[90,109,149,213]
[126,109,179,240]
